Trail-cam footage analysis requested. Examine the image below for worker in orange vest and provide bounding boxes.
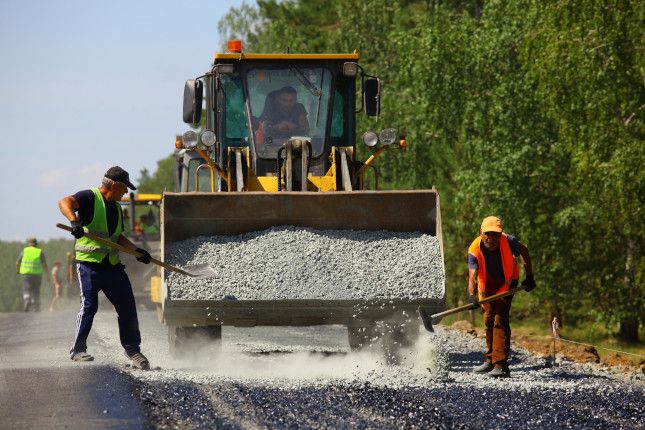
[467,216,536,378]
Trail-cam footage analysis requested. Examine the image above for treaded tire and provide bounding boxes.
[381,322,419,365]
[347,325,376,351]
[168,325,222,358]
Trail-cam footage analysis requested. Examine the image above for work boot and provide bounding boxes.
[472,362,494,374]
[126,352,150,370]
[488,367,511,378]
[71,352,94,362]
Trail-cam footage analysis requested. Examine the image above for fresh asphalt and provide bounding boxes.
[0,307,149,429]
[2,303,643,429]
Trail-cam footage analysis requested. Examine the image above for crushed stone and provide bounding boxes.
[165,226,445,301]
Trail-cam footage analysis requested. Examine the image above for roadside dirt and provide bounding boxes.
[448,320,644,374]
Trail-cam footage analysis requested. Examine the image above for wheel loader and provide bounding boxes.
[118,192,160,309]
[153,41,446,361]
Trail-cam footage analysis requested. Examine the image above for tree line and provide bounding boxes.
[140,0,643,341]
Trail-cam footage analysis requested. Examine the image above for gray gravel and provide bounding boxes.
[87,312,645,429]
[166,226,445,301]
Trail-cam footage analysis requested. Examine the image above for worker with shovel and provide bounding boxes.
[467,216,535,378]
[58,166,152,369]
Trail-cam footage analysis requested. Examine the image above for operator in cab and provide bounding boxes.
[255,86,310,142]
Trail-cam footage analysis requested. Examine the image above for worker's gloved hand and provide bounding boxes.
[522,274,536,292]
[70,221,85,239]
[135,248,152,264]
[467,294,479,306]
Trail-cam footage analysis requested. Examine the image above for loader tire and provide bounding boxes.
[347,325,376,351]
[382,322,419,365]
[168,325,222,358]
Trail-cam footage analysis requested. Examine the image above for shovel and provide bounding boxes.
[56,223,217,279]
[418,285,526,333]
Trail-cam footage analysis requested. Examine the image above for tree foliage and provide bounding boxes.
[214,0,644,340]
[137,154,176,194]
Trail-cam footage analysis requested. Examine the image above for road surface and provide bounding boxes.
[1,306,643,429]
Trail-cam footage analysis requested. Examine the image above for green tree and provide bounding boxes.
[137,154,176,194]
[217,0,644,341]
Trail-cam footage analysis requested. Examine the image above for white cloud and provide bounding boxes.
[39,162,107,189]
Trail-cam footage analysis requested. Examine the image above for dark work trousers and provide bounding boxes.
[70,262,141,357]
[21,275,42,312]
[481,295,513,369]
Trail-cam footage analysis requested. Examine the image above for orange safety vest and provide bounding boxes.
[468,234,520,299]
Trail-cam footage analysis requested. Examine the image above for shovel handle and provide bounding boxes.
[55,223,193,277]
[430,285,527,320]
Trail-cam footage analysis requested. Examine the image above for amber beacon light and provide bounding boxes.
[227,40,243,53]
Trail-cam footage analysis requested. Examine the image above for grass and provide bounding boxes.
[436,304,645,366]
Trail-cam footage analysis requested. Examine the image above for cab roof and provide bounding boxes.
[213,52,360,61]
[121,193,162,203]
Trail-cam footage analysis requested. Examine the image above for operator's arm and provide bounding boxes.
[468,268,478,297]
[518,241,536,291]
[297,113,310,135]
[518,241,533,276]
[43,263,51,283]
[16,250,23,274]
[117,234,152,264]
[58,196,80,222]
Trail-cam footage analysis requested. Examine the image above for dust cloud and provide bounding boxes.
[145,328,448,386]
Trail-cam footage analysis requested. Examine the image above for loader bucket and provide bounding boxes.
[162,190,442,247]
[159,190,445,327]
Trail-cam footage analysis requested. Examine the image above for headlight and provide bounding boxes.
[342,62,358,77]
[216,64,234,74]
[379,128,397,146]
[362,131,379,148]
[201,130,216,147]
[182,130,198,147]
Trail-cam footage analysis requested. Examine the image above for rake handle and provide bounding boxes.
[430,285,527,320]
[56,223,192,277]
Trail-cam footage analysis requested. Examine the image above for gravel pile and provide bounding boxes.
[165,226,444,301]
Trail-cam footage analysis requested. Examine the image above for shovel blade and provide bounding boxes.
[418,308,435,333]
[184,263,218,279]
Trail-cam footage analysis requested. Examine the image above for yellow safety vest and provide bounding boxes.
[142,223,158,235]
[19,246,43,275]
[74,188,123,265]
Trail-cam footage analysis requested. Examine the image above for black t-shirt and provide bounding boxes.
[73,189,120,236]
[73,189,123,267]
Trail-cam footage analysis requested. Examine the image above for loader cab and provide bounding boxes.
[181,46,382,192]
[215,58,359,177]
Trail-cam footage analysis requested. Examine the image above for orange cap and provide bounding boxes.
[481,216,503,233]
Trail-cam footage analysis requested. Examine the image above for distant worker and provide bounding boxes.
[141,213,159,237]
[467,216,536,378]
[16,238,50,312]
[58,166,152,369]
[48,261,62,312]
[65,251,77,299]
[258,86,310,139]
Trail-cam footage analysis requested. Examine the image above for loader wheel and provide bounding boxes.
[168,325,222,358]
[347,325,376,351]
[382,322,419,365]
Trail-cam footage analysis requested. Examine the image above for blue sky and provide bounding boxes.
[0,0,245,241]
